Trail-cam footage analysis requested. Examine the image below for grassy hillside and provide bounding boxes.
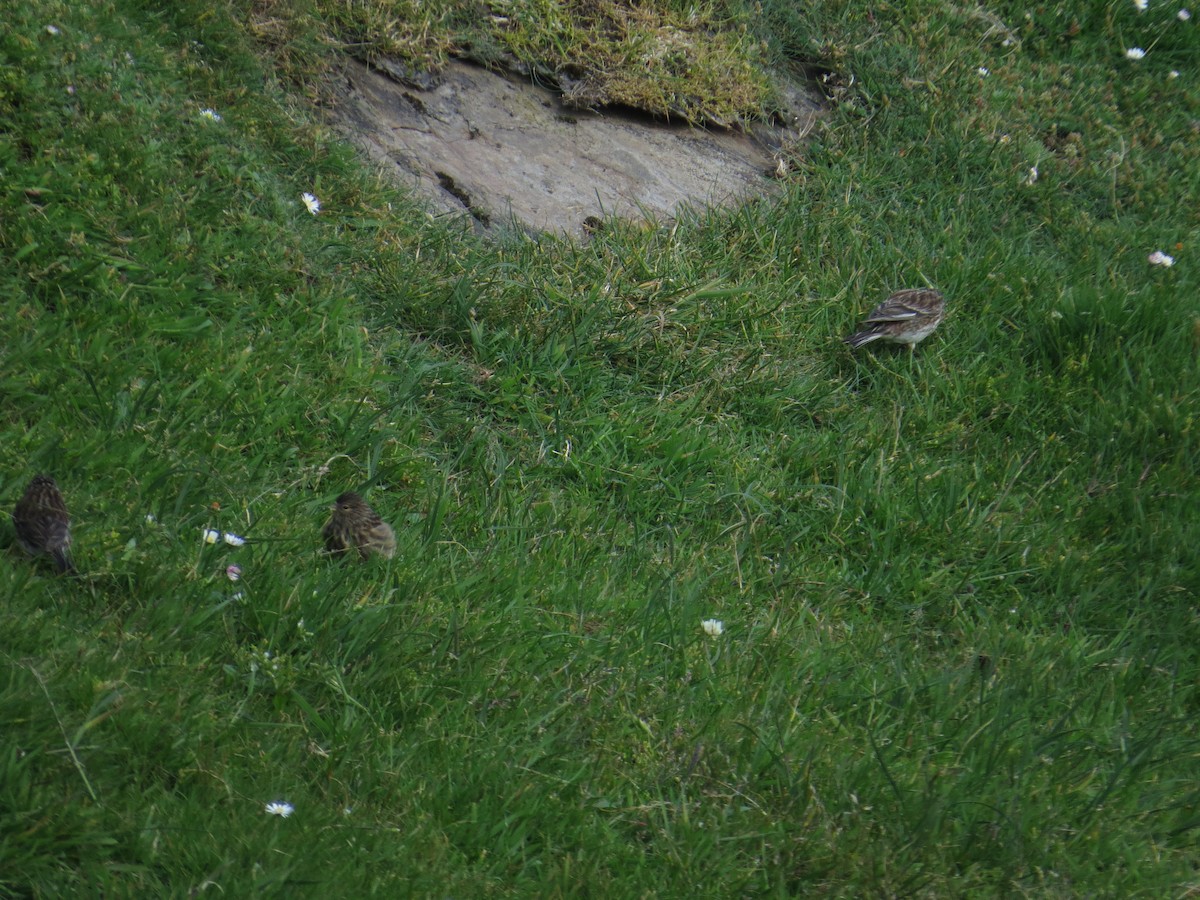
[2,0,1198,895]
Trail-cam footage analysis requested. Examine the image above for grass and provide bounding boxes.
[2,0,1200,894]
[250,0,778,124]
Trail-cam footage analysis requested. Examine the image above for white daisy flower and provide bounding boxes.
[202,528,220,544]
[701,619,724,638]
[222,531,246,547]
[198,108,222,122]
[1024,165,1039,185]
[301,192,321,215]
[977,66,990,76]
[226,564,242,582]
[1169,70,1181,78]
[1179,8,1192,20]
[1134,0,1148,11]
[1148,250,1175,267]
[265,801,294,818]
[1126,47,1147,59]
[45,25,61,35]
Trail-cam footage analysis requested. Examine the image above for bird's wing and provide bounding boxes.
[863,301,926,322]
[865,289,943,322]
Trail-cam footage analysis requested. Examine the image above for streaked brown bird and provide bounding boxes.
[13,474,75,573]
[844,288,945,350]
[322,491,396,561]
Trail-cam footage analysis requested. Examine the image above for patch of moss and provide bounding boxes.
[490,0,774,125]
[249,0,778,126]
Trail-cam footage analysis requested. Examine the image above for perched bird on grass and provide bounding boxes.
[844,288,945,350]
[322,491,396,560]
[13,474,75,574]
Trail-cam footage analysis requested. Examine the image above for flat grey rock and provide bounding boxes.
[326,58,821,236]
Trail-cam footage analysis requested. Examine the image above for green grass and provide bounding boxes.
[251,0,777,124]
[472,0,775,123]
[3,0,1200,894]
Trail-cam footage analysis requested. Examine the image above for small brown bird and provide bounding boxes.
[322,491,396,560]
[13,474,75,573]
[844,288,946,350]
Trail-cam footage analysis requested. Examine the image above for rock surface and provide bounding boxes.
[326,58,822,236]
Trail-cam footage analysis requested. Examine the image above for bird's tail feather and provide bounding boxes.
[52,548,76,575]
[843,331,882,348]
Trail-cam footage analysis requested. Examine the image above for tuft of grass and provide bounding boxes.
[249,0,779,125]
[485,0,775,124]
